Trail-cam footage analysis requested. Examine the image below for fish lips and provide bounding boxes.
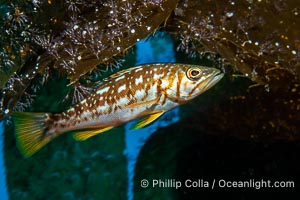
[201,69,224,92]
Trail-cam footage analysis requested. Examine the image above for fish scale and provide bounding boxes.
[13,63,224,157]
[35,64,168,135]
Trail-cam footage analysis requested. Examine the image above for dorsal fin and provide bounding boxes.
[103,65,144,81]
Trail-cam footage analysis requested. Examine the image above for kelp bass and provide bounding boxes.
[13,63,224,157]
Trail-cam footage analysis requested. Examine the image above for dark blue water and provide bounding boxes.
[0,121,9,200]
[125,32,179,200]
[0,32,178,200]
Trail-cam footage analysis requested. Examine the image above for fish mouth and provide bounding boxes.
[202,69,224,92]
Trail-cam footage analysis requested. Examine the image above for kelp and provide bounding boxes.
[1,0,299,123]
[0,0,179,118]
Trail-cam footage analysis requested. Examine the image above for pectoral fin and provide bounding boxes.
[73,126,114,141]
[130,111,165,130]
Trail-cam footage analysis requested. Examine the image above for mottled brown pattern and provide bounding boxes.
[188,81,202,96]
[50,63,221,135]
[176,70,184,99]
[167,66,177,91]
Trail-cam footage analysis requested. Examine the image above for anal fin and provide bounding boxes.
[73,126,114,141]
[130,111,165,130]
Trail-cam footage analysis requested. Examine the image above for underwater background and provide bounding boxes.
[1,0,300,199]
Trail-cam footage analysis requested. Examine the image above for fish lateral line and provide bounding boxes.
[12,63,224,157]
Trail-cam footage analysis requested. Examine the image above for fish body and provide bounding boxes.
[13,63,223,157]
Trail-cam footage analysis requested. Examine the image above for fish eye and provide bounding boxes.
[186,67,202,81]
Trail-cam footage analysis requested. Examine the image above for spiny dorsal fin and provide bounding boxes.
[130,111,165,130]
[103,65,144,81]
[73,126,114,141]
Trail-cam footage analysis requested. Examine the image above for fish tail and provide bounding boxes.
[13,112,55,158]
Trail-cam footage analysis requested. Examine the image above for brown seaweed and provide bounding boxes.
[1,0,300,137]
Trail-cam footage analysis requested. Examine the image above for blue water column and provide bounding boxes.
[124,32,180,200]
[0,121,9,200]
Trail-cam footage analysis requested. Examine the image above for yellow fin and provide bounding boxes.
[130,111,165,130]
[73,126,113,141]
[13,112,52,158]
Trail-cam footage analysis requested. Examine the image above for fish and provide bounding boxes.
[13,63,224,157]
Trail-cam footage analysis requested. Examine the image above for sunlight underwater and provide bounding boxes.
[125,32,179,200]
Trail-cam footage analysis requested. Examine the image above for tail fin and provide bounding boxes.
[13,112,53,158]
